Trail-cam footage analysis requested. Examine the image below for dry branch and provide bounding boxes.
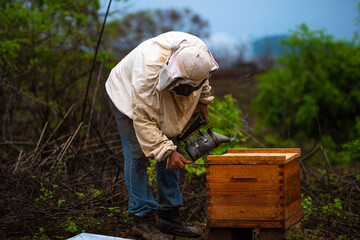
[56,122,83,163]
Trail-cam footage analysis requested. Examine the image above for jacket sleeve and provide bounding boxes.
[132,93,177,162]
[198,79,214,104]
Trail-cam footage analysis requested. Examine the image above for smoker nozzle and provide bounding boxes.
[211,131,231,145]
[185,129,231,161]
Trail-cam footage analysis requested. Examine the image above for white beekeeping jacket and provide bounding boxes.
[105,31,215,162]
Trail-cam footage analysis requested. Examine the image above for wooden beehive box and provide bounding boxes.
[206,148,303,230]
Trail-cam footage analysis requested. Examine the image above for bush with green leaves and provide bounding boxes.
[0,0,114,140]
[252,23,360,164]
[301,195,315,222]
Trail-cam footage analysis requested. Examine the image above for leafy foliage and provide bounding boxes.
[252,24,360,164]
[208,95,248,153]
[297,167,360,239]
[301,195,314,221]
[0,0,110,140]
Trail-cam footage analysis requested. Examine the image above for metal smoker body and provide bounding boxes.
[185,128,231,161]
[178,113,231,161]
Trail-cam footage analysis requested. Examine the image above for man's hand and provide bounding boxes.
[167,151,192,170]
[193,103,209,123]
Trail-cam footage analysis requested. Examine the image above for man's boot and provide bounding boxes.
[132,211,175,240]
[158,209,201,238]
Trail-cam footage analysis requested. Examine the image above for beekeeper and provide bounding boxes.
[106,31,218,240]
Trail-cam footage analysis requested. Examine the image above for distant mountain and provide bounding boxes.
[252,35,288,59]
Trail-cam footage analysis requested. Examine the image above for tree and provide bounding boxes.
[252,24,360,162]
[0,0,106,140]
[101,8,210,60]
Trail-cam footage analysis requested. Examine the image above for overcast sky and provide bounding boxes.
[101,0,359,44]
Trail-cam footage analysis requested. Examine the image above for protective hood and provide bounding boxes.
[157,39,219,92]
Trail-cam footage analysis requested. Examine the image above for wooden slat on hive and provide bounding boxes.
[226,148,301,153]
[207,152,300,165]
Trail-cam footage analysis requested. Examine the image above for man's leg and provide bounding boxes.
[156,138,201,238]
[108,98,157,216]
[109,98,175,240]
[156,137,183,210]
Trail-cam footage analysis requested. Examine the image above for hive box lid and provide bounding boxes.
[207,148,301,165]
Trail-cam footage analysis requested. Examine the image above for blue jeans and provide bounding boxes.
[108,98,183,216]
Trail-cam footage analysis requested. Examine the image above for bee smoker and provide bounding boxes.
[178,113,231,161]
